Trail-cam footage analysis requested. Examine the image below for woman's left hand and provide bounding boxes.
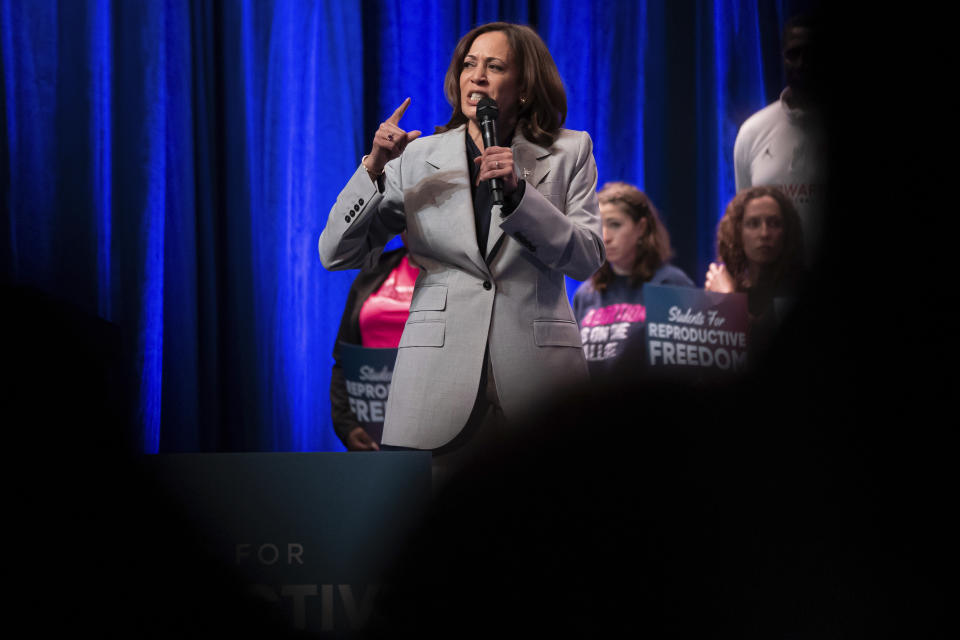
[474,145,519,195]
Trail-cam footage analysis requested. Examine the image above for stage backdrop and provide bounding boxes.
[1,0,814,453]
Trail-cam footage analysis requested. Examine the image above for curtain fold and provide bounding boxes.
[2,0,802,453]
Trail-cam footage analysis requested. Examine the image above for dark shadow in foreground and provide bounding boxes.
[3,284,307,637]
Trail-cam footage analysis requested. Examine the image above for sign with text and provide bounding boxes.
[337,342,398,445]
[145,452,432,634]
[643,284,749,379]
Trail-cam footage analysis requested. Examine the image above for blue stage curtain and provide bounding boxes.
[1,0,809,452]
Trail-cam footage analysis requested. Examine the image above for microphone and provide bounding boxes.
[477,97,503,205]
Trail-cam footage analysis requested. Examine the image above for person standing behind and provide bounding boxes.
[330,235,421,451]
[733,12,826,262]
[573,182,693,378]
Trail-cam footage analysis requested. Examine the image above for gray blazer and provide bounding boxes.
[319,125,604,449]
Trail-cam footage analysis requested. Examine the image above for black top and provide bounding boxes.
[465,133,524,261]
[745,267,807,361]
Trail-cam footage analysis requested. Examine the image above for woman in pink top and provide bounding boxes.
[330,237,420,450]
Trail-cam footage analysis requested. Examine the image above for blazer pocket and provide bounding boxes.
[536,180,566,209]
[400,320,445,348]
[410,284,447,312]
[541,192,566,211]
[536,178,563,192]
[533,320,582,347]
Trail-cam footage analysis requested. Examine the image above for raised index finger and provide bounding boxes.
[386,97,411,125]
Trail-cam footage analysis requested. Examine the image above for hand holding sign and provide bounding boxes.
[363,98,422,177]
[347,427,380,452]
[704,262,735,294]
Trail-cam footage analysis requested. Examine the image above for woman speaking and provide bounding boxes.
[319,22,604,467]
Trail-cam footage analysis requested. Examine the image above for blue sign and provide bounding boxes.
[337,342,398,445]
[643,284,750,378]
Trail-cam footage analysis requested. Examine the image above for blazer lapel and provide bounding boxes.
[513,130,553,188]
[485,130,553,261]
[425,126,491,277]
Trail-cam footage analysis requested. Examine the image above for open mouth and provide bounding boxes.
[466,92,488,106]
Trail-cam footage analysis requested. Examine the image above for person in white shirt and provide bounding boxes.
[733,13,826,264]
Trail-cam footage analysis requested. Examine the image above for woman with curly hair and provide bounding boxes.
[573,181,693,377]
[705,185,806,353]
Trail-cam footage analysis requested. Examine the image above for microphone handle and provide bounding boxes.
[479,118,504,206]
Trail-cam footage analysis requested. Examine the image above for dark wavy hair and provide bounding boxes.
[591,182,674,292]
[435,22,566,147]
[716,185,804,291]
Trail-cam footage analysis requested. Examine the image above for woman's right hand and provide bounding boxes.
[363,97,422,177]
[704,262,735,293]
